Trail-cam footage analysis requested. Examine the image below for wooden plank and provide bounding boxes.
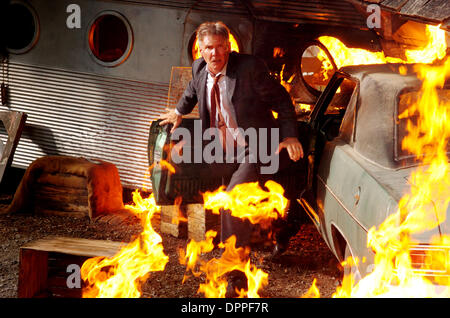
[400,0,450,21]
[20,236,125,258]
[18,237,125,298]
[160,205,187,238]
[186,204,219,242]
[0,111,27,182]
[380,0,409,11]
[18,249,48,298]
[161,221,186,238]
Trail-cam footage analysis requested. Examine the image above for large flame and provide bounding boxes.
[81,191,169,298]
[301,23,450,298]
[317,24,447,77]
[178,180,289,298]
[202,180,289,229]
[332,59,450,298]
[180,230,268,298]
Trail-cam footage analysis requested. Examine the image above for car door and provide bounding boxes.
[299,71,359,258]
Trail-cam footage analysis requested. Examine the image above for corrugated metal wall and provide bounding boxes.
[249,0,367,28]
[3,61,169,189]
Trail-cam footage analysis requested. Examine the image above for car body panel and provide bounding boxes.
[302,63,450,278]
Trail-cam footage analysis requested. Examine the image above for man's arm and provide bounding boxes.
[252,58,303,161]
[252,58,298,139]
[159,69,198,132]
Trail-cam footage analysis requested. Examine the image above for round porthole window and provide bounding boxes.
[5,1,39,54]
[88,11,133,67]
[300,41,337,96]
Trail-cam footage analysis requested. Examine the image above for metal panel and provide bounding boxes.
[116,0,368,28]
[248,0,368,28]
[114,0,249,15]
[4,62,169,189]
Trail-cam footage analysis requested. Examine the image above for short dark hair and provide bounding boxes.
[196,21,230,43]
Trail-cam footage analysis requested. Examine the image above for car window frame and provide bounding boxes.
[308,71,358,139]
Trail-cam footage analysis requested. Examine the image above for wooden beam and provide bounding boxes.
[380,0,409,11]
[401,0,450,22]
[18,237,124,298]
[0,111,27,183]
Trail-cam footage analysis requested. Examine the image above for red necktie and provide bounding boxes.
[209,74,228,149]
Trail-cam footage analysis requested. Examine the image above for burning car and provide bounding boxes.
[298,61,450,291]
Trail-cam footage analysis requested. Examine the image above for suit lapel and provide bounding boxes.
[225,52,237,110]
[197,67,208,124]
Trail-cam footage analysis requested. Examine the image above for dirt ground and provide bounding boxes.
[0,186,342,299]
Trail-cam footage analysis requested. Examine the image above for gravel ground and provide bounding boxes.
[0,191,342,299]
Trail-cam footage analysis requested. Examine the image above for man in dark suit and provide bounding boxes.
[160,21,303,253]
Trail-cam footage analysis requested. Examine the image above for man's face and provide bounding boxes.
[199,34,231,75]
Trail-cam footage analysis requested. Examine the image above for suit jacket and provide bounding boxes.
[176,52,298,161]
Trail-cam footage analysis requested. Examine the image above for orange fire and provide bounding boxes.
[300,23,449,298]
[81,190,169,298]
[178,180,289,298]
[202,180,289,229]
[179,229,217,282]
[301,278,320,298]
[180,230,268,298]
[317,24,447,79]
[332,58,450,298]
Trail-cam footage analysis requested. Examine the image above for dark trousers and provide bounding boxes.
[216,148,292,247]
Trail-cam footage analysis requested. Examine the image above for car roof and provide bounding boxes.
[337,63,424,170]
[340,63,422,88]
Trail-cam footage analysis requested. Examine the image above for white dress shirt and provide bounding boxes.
[176,63,245,146]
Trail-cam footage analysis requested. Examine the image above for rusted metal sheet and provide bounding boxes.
[4,62,169,189]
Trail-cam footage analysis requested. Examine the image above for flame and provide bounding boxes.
[179,181,288,297]
[317,24,447,77]
[192,33,240,60]
[180,230,268,298]
[158,159,176,174]
[273,47,285,58]
[81,190,169,298]
[301,278,320,298]
[297,103,312,113]
[332,58,450,298]
[179,229,217,282]
[202,180,289,229]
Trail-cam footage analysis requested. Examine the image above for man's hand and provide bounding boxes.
[159,108,182,133]
[276,137,304,162]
